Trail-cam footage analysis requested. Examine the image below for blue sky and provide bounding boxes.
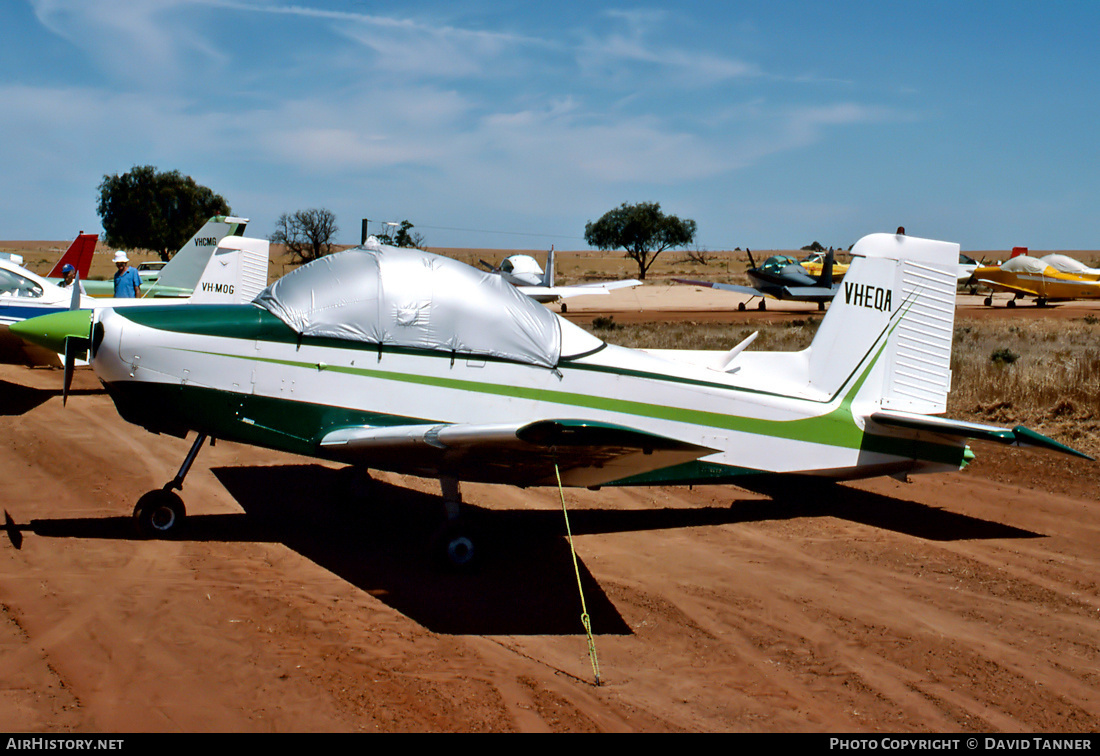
[3,1,1098,251]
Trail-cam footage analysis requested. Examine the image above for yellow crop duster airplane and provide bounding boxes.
[972,252,1100,307]
[12,233,1090,567]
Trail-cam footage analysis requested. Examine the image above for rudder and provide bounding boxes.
[806,233,958,413]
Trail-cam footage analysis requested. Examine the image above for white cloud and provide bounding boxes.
[575,8,761,88]
[29,0,228,84]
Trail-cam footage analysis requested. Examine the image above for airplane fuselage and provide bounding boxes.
[91,302,968,488]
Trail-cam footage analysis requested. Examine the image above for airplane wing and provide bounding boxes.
[517,279,642,301]
[778,284,837,302]
[319,419,717,487]
[593,279,643,291]
[674,278,836,302]
[975,278,1042,297]
[868,410,1093,459]
[673,279,771,298]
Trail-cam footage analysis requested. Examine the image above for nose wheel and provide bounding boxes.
[132,432,210,538]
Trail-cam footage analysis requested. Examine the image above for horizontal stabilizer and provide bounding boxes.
[869,410,1094,460]
[319,419,716,486]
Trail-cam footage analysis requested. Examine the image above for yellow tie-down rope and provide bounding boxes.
[554,463,601,686]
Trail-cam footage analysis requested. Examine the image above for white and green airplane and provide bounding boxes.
[12,233,1088,565]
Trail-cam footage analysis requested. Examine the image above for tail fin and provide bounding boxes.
[815,250,835,287]
[806,233,958,414]
[543,246,555,288]
[151,215,249,293]
[187,236,270,304]
[47,233,98,278]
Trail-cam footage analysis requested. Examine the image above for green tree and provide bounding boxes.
[97,166,231,260]
[376,220,425,249]
[270,208,339,264]
[584,201,697,280]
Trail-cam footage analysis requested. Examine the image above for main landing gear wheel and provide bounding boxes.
[433,476,479,570]
[757,299,767,311]
[1007,298,1016,308]
[436,525,477,570]
[984,296,993,307]
[737,302,746,312]
[133,489,186,538]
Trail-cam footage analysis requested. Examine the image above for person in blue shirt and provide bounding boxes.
[112,251,141,298]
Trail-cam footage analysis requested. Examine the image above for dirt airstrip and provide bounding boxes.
[1,264,1099,733]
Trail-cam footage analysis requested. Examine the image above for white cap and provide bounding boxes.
[112,251,129,264]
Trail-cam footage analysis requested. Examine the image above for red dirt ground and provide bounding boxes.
[0,293,1097,733]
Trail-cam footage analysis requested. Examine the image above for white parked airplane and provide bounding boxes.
[1040,254,1100,279]
[71,216,250,297]
[481,247,641,311]
[12,233,1088,566]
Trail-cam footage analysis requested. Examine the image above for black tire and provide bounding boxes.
[1007,298,1016,308]
[434,525,477,570]
[737,302,746,312]
[560,302,568,313]
[984,296,992,307]
[133,490,186,538]
[758,299,766,311]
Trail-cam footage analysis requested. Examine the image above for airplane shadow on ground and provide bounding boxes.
[7,464,1041,636]
[0,378,100,416]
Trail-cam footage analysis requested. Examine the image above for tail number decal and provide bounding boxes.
[201,283,234,294]
[844,282,893,312]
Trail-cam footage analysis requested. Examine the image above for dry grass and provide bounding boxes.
[949,316,1100,455]
[581,314,1100,458]
[588,316,820,352]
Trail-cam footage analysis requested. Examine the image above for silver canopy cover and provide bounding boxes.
[254,239,563,368]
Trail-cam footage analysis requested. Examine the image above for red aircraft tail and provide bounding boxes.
[47,233,98,278]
